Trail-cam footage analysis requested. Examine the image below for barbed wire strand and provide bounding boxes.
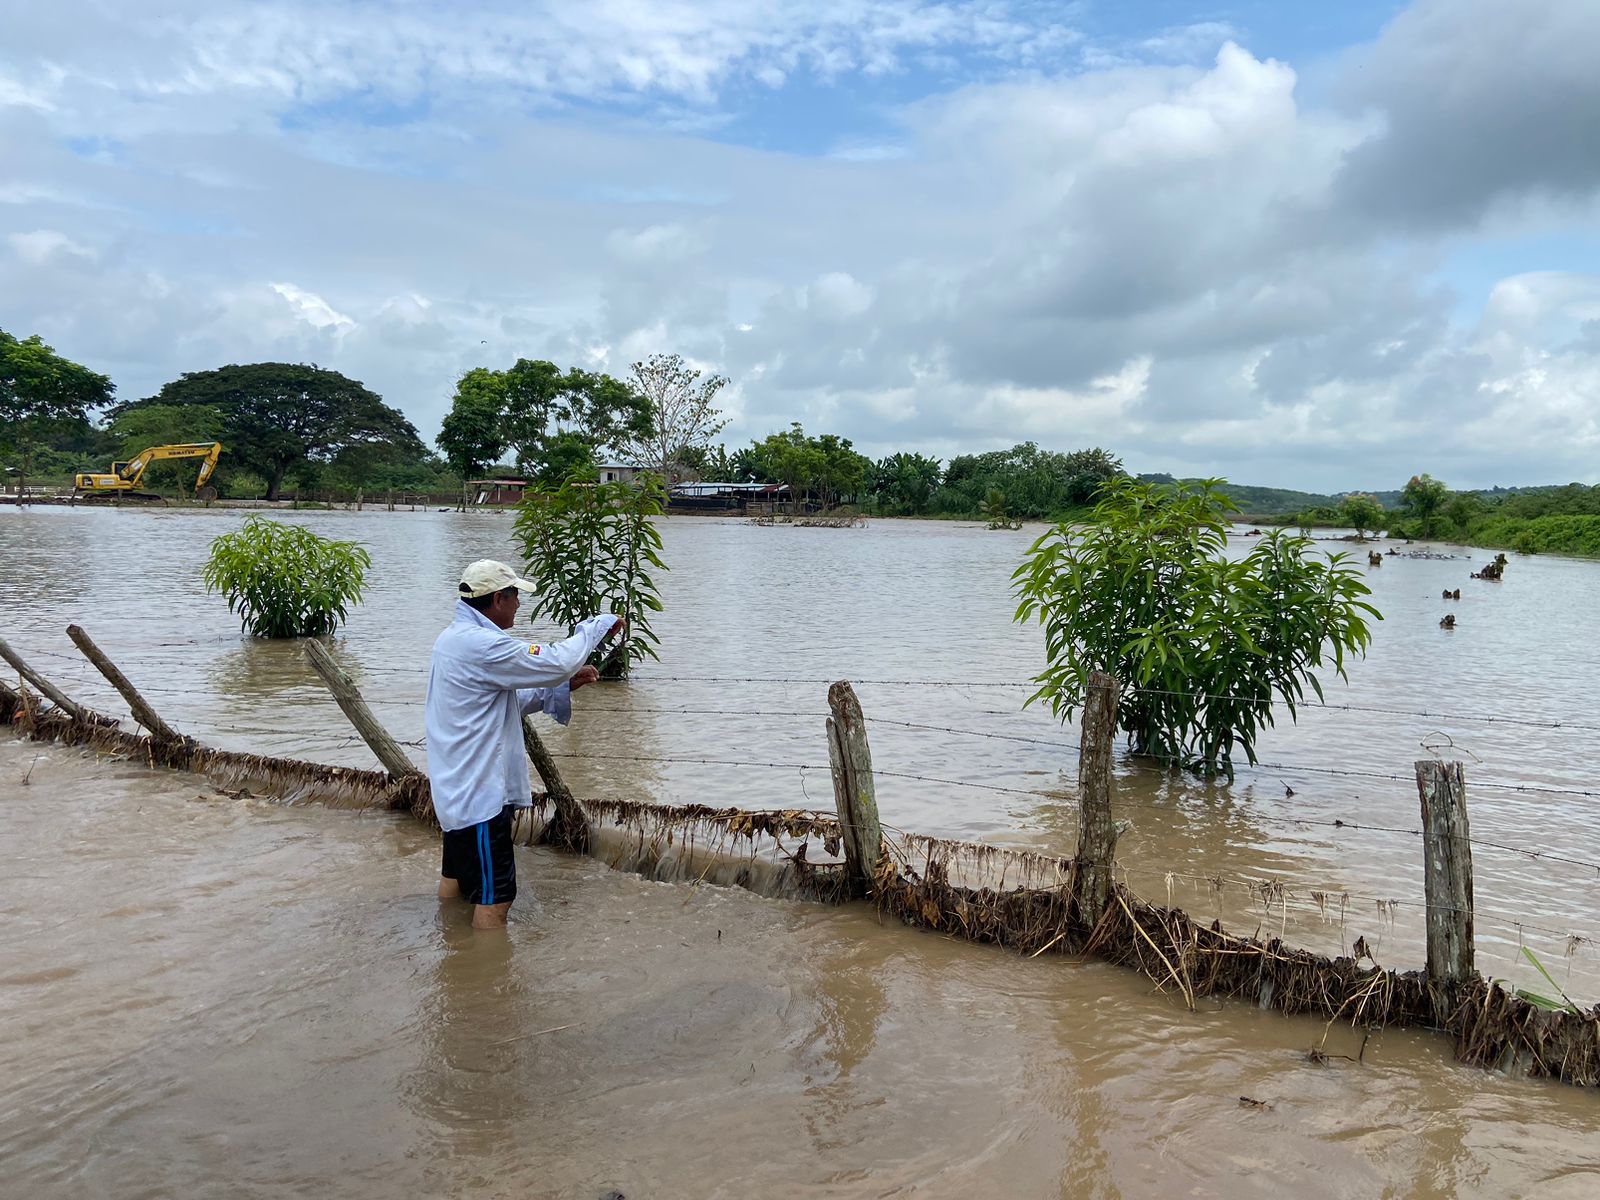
[28,699,1600,880]
[1122,864,1594,946]
[14,647,1600,861]
[16,643,1600,732]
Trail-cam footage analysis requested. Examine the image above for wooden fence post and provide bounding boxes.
[1073,671,1122,927]
[1415,759,1475,1020]
[303,639,420,780]
[65,624,187,745]
[0,634,111,724]
[521,716,590,852]
[826,680,882,888]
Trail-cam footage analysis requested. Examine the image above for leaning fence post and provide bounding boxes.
[1415,759,1475,1020]
[0,633,111,724]
[65,624,187,745]
[521,716,590,852]
[1073,671,1122,927]
[826,680,883,888]
[302,639,420,780]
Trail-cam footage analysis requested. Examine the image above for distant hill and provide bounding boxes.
[1133,475,1599,518]
[1135,474,1335,517]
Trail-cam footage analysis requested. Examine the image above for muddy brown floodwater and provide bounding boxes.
[3,506,1600,1197]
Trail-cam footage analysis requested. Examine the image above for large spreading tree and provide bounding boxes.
[118,363,425,499]
[940,442,1124,518]
[0,329,114,497]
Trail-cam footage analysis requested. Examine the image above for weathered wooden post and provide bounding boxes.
[65,624,187,745]
[1415,759,1475,1022]
[1073,671,1122,927]
[825,680,882,889]
[521,717,590,852]
[302,639,421,781]
[0,634,113,724]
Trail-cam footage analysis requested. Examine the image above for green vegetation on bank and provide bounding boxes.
[1,330,115,496]
[684,433,1124,521]
[1466,513,1600,557]
[1272,474,1600,558]
[3,328,459,501]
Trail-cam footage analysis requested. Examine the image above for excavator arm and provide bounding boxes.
[75,442,224,498]
[118,442,223,491]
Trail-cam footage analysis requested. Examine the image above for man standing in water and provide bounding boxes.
[427,559,622,929]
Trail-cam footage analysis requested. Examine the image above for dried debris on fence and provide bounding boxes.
[869,826,1600,1087]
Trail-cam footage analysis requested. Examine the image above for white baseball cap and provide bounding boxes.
[458,559,536,599]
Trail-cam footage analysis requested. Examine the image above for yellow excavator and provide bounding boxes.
[74,442,224,503]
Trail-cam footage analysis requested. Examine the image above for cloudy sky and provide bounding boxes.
[4,0,1598,490]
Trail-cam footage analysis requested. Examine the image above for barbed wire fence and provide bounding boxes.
[8,634,1600,993]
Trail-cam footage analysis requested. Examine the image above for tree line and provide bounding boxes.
[1283,473,1600,556]
[15,327,1590,551]
[2,329,1125,517]
[3,330,438,501]
[680,430,1125,518]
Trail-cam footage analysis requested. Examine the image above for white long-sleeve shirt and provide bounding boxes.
[424,602,617,831]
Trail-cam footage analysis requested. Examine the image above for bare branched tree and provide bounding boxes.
[614,353,729,482]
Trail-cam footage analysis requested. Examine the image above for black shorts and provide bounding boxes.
[441,806,517,906]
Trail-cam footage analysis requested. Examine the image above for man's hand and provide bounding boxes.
[570,665,600,691]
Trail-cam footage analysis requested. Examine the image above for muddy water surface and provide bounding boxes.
[3,506,1599,1196]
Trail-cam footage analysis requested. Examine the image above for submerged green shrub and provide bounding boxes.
[203,515,371,638]
[1014,478,1380,777]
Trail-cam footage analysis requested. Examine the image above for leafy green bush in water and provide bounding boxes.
[203,516,371,638]
[1014,478,1380,777]
[981,486,1022,530]
[512,469,666,676]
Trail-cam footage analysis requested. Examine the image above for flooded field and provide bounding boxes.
[3,505,1600,1196]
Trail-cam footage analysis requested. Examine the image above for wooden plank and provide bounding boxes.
[302,638,419,780]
